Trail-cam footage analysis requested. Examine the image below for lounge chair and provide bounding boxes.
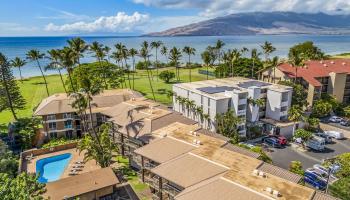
[75,161,84,164]
[70,168,82,172]
[69,172,79,176]
[73,165,84,168]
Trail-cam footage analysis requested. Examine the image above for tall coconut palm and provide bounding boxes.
[67,37,88,65]
[103,46,111,63]
[151,41,163,81]
[260,41,276,62]
[201,50,212,80]
[250,48,262,79]
[182,46,196,82]
[270,56,281,83]
[230,49,241,77]
[139,41,156,101]
[90,42,108,88]
[215,40,225,64]
[288,49,304,83]
[161,46,168,65]
[10,57,26,82]
[58,47,77,92]
[115,43,130,88]
[169,47,182,82]
[129,48,138,90]
[46,49,67,93]
[26,50,49,96]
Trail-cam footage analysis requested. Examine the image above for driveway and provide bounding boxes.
[267,138,350,170]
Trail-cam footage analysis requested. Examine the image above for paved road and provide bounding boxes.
[268,138,350,170]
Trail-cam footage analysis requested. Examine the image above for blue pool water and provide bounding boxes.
[36,153,72,183]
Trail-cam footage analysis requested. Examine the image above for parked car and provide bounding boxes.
[328,116,343,123]
[314,132,332,144]
[306,136,325,151]
[324,130,345,140]
[263,137,282,148]
[313,164,330,176]
[340,120,350,127]
[268,135,287,145]
[304,172,327,190]
[306,168,327,181]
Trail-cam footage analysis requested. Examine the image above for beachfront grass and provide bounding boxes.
[332,52,350,59]
[0,67,212,124]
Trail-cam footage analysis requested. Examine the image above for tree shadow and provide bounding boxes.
[32,82,46,85]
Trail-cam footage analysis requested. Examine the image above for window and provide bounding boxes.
[281,92,289,102]
[50,132,57,138]
[228,99,232,110]
[238,104,246,111]
[47,115,56,121]
[64,120,72,129]
[65,130,73,138]
[63,113,72,119]
[238,93,247,99]
[261,89,267,93]
[48,122,56,130]
[281,106,288,112]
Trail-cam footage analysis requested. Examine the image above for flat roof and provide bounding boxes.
[151,153,228,188]
[44,167,119,199]
[174,77,292,100]
[134,137,197,164]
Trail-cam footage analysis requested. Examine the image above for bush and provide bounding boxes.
[135,61,152,70]
[289,161,304,176]
[42,138,79,149]
[329,177,350,200]
[159,70,175,83]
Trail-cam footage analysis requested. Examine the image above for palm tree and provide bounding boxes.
[187,100,196,118]
[67,37,88,65]
[250,49,262,79]
[103,46,111,62]
[90,42,107,88]
[58,47,77,92]
[151,41,163,81]
[115,43,130,88]
[260,41,276,62]
[215,40,225,64]
[195,106,203,123]
[201,51,211,80]
[230,49,241,77]
[203,114,210,130]
[129,48,138,90]
[161,46,168,65]
[139,41,156,101]
[46,49,67,93]
[288,105,303,136]
[269,56,281,83]
[10,57,26,82]
[288,49,304,83]
[26,50,49,96]
[166,90,175,104]
[182,46,196,82]
[169,47,182,82]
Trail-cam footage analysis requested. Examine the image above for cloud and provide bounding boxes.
[132,0,350,17]
[37,7,91,22]
[45,12,149,33]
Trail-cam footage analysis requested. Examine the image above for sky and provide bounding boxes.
[1,0,350,36]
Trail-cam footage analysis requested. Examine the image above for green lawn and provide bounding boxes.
[0,67,212,124]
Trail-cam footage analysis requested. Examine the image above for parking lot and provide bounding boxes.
[267,138,350,170]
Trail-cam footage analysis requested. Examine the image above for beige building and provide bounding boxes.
[259,59,350,107]
[34,89,139,140]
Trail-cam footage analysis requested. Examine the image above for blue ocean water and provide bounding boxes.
[1,35,350,78]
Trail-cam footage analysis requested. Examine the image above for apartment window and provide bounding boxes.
[228,99,232,109]
[64,120,73,129]
[48,122,56,130]
[50,132,57,138]
[65,130,73,138]
[238,93,247,99]
[281,92,289,102]
[281,106,288,112]
[238,104,246,111]
[63,113,72,119]
[208,98,211,107]
[47,114,56,121]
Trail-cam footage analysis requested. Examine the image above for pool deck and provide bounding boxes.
[24,148,101,180]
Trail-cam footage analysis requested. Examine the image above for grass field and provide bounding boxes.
[0,67,212,124]
[331,52,350,59]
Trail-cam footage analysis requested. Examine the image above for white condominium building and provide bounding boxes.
[172,77,293,137]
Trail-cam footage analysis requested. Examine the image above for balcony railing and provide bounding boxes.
[144,162,157,169]
[237,110,246,116]
[163,183,182,197]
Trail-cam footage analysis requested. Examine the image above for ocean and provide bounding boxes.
[1,35,350,78]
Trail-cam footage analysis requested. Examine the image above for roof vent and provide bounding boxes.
[273,190,280,197]
[343,62,346,66]
[320,61,324,64]
[259,171,266,178]
[131,98,135,101]
[196,140,201,145]
[331,61,335,64]
[323,64,328,67]
[265,187,273,194]
[193,139,197,144]
[253,169,259,175]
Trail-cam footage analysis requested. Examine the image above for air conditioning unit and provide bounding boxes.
[265,187,273,194]
[253,169,259,175]
[343,62,346,66]
[196,140,201,145]
[193,139,197,144]
[273,190,280,197]
[331,61,335,64]
[259,171,266,178]
[323,64,328,67]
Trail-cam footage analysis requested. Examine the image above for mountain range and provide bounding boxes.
[146,12,350,36]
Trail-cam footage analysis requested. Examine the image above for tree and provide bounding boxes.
[57,47,77,92]
[90,41,107,88]
[330,153,350,178]
[0,53,26,121]
[169,47,182,81]
[129,48,138,90]
[26,50,49,96]
[230,49,241,77]
[265,56,280,83]
[139,41,156,101]
[289,161,305,176]
[11,117,41,150]
[77,123,119,168]
[0,140,18,178]
[115,43,130,88]
[260,41,276,61]
[10,57,26,82]
[289,41,325,61]
[0,172,46,200]
[278,81,308,108]
[344,105,350,118]
[288,48,305,83]
[182,46,196,82]
[288,105,304,135]
[215,40,225,64]
[67,37,88,65]
[250,48,261,78]
[305,117,320,132]
[201,50,212,80]
[312,100,332,117]
[294,129,313,148]
[150,41,163,81]
[160,46,168,65]
[329,177,350,200]
[215,110,242,144]
[159,70,175,83]
[46,49,67,93]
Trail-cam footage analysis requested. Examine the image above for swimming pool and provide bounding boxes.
[36,153,72,183]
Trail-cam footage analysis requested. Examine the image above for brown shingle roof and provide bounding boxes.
[257,162,302,183]
[44,167,119,199]
[312,191,339,200]
[222,143,260,159]
[134,137,197,164]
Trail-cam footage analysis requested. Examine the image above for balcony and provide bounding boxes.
[163,183,182,197]
[281,101,289,107]
[237,110,246,116]
[144,162,158,170]
[238,98,247,105]
[280,111,288,116]
[259,93,267,98]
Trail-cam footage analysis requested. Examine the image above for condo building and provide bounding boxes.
[259,59,350,106]
[172,77,293,138]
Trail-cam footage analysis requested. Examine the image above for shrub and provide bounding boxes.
[135,61,151,70]
[289,161,304,176]
[159,70,175,83]
[42,138,79,149]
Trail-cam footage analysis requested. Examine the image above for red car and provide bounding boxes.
[268,135,287,145]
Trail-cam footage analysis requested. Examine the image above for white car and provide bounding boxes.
[324,130,344,140]
[328,116,343,123]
